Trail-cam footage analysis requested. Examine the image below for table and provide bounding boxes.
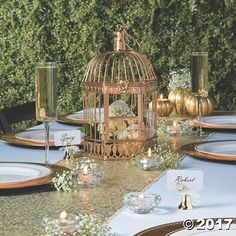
[0,121,234,236]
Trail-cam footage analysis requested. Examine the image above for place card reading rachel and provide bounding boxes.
[54,130,81,146]
[166,170,204,192]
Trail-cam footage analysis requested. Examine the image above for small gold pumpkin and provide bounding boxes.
[149,95,174,117]
[168,87,191,114]
[185,95,214,116]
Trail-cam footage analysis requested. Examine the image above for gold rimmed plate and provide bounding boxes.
[57,114,86,125]
[0,131,50,148]
[134,218,236,236]
[0,162,68,189]
[181,140,236,162]
[57,109,104,126]
[15,129,58,145]
[0,130,84,148]
[193,115,236,130]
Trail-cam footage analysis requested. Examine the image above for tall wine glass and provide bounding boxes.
[35,62,57,164]
[191,52,208,135]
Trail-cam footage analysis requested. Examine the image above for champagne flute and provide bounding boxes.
[35,62,57,164]
[191,52,208,96]
[191,52,208,135]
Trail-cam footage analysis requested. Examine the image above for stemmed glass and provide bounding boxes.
[35,62,57,164]
[191,52,208,135]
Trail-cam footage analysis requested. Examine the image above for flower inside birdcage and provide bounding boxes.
[109,100,134,116]
[97,100,139,140]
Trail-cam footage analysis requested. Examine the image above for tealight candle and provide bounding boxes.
[135,148,163,171]
[123,192,161,214]
[77,165,102,186]
[166,121,184,136]
[42,211,82,235]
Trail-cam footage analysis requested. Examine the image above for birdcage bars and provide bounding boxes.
[81,25,158,160]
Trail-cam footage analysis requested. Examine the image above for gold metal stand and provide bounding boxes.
[178,193,193,210]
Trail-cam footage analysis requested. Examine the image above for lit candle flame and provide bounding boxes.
[171,121,179,132]
[83,165,89,175]
[138,194,145,199]
[59,211,68,220]
[147,148,152,158]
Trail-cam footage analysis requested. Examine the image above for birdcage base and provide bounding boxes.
[83,137,157,160]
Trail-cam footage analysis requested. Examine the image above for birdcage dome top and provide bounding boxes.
[82,25,157,94]
[83,50,157,83]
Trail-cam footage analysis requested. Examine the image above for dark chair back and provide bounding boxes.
[0,101,36,133]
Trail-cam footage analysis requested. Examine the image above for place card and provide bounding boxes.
[166,170,204,192]
[54,130,81,146]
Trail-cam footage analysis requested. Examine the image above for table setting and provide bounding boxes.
[0,24,236,236]
[108,129,236,235]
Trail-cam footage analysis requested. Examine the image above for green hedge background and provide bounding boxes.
[0,0,235,115]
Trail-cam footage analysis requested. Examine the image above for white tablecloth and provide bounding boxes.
[0,122,81,163]
[109,132,236,236]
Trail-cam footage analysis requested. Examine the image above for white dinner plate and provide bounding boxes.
[195,141,236,157]
[67,108,104,121]
[0,163,52,184]
[194,115,236,128]
[15,129,62,144]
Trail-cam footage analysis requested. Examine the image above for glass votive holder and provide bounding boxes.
[123,192,161,214]
[76,165,102,187]
[135,148,164,171]
[42,211,82,235]
[165,121,185,136]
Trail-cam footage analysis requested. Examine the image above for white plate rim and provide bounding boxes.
[194,116,236,127]
[15,129,63,143]
[195,141,236,157]
[66,108,104,121]
[0,163,52,184]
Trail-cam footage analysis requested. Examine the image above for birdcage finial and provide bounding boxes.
[114,24,126,51]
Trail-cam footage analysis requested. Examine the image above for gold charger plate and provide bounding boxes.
[134,218,236,236]
[0,162,68,189]
[0,131,55,148]
[193,114,236,130]
[0,131,84,148]
[15,129,56,145]
[180,141,236,162]
[57,114,86,126]
[57,108,104,125]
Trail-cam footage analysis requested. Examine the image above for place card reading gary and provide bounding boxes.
[166,170,204,192]
[54,130,81,146]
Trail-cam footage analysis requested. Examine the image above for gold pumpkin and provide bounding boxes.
[185,95,214,116]
[168,87,191,114]
[149,99,174,117]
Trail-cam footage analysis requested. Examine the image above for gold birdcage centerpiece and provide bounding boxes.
[81,25,158,160]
